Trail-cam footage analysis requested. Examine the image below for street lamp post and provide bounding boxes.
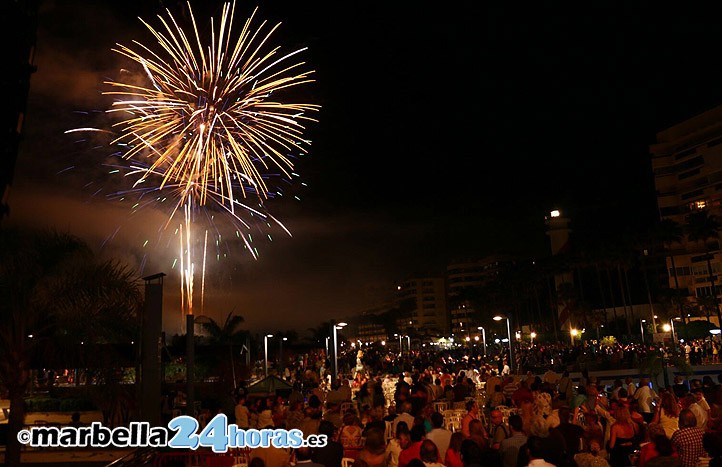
[279,337,288,376]
[331,320,347,384]
[264,334,273,377]
[406,335,411,354]
[494,315,513,373]
[394,333,402,355]
[478,326,487,356]
[663,321,678,352]
[640,319,646,344]
[530,331,537,346]
[570,328,579,345]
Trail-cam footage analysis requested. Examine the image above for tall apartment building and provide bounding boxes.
[355,304,393,342]
[650,104,722,316]
[396,277,448,336]
[447,256,513,336]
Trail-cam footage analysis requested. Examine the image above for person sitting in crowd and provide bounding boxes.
[638,422,679,467]
[573,437,610,467]
[338,411,363,447]
[398,424,426,467]
[387,421,410,467]
[418,439,443,466]
[444,432,465,467]
[356,426,387,467]
[703,431,722,467]
[311,420,343,467]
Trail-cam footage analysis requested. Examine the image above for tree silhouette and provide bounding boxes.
[686,211,721,326]
[0,229,142,467]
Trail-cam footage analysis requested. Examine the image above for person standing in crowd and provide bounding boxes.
[312,420,344,467]
[609,405,640,467]
[557,371,573,402]
[684,393,707,430]
[626,377,637,399]
[653,390,680,439]
[235,395,250,429]
[634,377,658,423]
[499,414,527,467]
[426,412,451,460]
[461,400,482,438]
[671,409,707,467]
[488,409,509,450]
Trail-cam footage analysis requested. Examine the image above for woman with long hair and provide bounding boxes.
[609,405,639,467]
[652,390,680,439]
[444,432,464,467]
[338,411,364,447]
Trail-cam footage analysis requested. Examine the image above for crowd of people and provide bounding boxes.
[219,339,722,467]
[251,338,720,385]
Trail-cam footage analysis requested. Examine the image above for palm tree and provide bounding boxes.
[201,312,246,389]
[655,219,686,323]
[47,259,141,427]
[686,211,722,326]
[306,321,332,349]
[0,229,142,467]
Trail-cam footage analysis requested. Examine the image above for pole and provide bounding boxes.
[264,335,269,377]
[506,317,514,373]
[640,320,646,344]
[279,338,284,376]
[671,320,677,350]
[331,320,338,384]
[186,314,194,417]
[406,336,411,355]
[642,250,657,331]
[481,327,487,356]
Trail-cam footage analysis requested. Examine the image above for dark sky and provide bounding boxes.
[9,1,722,332]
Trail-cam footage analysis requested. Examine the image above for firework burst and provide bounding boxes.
[98,2,317,315]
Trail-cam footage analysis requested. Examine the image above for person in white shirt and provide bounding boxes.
[692,387,711,412]
[501,359,511,376]
[625,377,636,398]
[686,392,708,429]
[426,412,452,459]
[392,400,415,436]
[234,396,250,429]
[526,435,556,467]
[633,377,658,423]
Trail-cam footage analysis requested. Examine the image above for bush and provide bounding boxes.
[25,396,96,412]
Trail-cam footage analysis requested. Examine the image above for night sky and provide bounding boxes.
[8,1,722,332]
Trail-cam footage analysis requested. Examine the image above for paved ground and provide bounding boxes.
[0,448,134,465]
[0,401,103,425]
[0,402,129,464]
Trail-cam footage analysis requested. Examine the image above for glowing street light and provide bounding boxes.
[663,319,678,349]
[530,331,537,346]
[494,315,513,372]
[264,334,274,377]
[570,328,579,345]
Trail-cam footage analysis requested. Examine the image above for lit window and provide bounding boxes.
[692,200,707,210]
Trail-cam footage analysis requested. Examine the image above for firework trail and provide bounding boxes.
[90,2,317,317]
